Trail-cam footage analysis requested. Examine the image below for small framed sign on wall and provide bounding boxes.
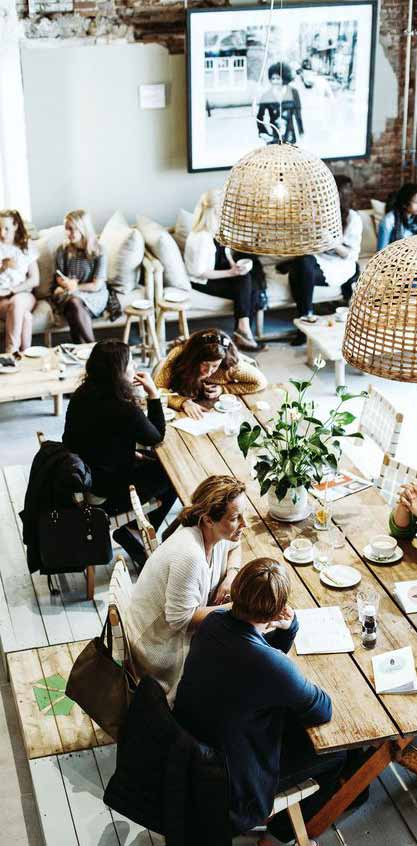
[28,0,73,15]
[187,2,377,172]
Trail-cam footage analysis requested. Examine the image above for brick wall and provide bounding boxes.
[16,0,415,207]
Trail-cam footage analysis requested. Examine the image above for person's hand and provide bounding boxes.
[202,383,222,401]
[1,257,17,271]
[183,399,208,420]
[213,571,235,605]
[398,483,417,517]
[133,370,159,400]
[265,605,295,631]
[228,264,246,277]
[57,274,78,292]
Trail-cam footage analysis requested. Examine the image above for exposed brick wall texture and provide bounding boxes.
[16,0,415,207]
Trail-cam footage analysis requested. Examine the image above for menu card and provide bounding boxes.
[372,646,417,694]
[312,472,372,502]
[294,606,354,655]
[393,581,417,614]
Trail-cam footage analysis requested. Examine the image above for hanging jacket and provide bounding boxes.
[20,440,92,574]
[103,676,231,846]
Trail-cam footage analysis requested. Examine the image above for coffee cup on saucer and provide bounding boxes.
[335,307,349,322]
[219,393,238,411]
[289,538,313,561]
[370,534,397,560]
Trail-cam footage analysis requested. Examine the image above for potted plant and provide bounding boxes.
[238,357,367,521]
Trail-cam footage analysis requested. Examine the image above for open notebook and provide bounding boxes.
[372,646,417,694]
[312,472,372,502]
[170,411,225,436]
[294,606,354,655]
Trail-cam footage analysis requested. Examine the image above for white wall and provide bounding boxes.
[21,42,224,229]
[21,37,397,230]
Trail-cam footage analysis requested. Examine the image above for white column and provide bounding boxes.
[0,0,31,217]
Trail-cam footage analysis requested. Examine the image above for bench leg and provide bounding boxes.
[53,394,63,416]
[179,309,190,340]
[86,565,95,600]
[287,802,310,846]
[146,314,162,364]
[123,316,133,345]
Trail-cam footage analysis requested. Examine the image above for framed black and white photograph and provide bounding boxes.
[187,2,376,172]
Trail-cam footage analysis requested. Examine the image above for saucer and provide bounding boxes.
[284,546,313,564]
[320,565,361,588]
[269,507,312,523]
[131,298,152,310]
[24,346,49,358]
[363,544,403,564]
[214,400,241,414]
[163,288,189,303]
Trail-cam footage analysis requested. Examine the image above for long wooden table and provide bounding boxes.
[156,385,417,838]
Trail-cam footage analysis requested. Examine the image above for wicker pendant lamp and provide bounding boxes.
[217,142,342,256]
[343,236,417,382]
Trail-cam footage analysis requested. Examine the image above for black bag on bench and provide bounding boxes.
[38,502,112,575]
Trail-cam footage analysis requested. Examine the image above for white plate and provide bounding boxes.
[131,298,152,310]
[284,547,313,564]
[269,507,312,523]
[24,346,49,358]
[163,288,189,303]
[164,408,176,422]
[320,565,361,588]
[0,364,21,374]
[363,544,403,564]
[214,400,241,414]
[75,346,92,361]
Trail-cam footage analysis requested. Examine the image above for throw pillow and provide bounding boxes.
[358,210,377,256]
[173,208,193,253]
[100,211,145,294]
[36,224,66,299]
[370,199,386,234]
[136,215,191,292]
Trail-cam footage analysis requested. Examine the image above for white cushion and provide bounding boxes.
[100,211,144,294]
[173,208,193,252]
[36,225,66,299]
[136,215,191,292]
[358,209,377,256]
[371,199,386,232]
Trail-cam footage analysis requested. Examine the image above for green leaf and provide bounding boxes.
[334,411,355,425]
[345,432,365,439]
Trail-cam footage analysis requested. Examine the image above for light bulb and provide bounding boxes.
[270,181,289,202]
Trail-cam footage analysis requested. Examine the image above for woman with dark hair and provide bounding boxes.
[154,328,267,420]
[284,174,363,345]
[63,339,176,562]
[377,183,417,250]
[0,209,39,353]
[257,62,304,144]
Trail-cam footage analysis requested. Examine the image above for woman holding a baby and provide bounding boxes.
[0,210,39,354]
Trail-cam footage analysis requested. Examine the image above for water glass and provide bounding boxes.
[224,410,241,437]
[313,541,332,572]
[313,497,332,531]
[356,589,380,623]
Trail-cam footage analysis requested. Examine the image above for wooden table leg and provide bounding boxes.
[86,565,95,600]
[53,393,63,416]
[306,737,412,838]
[306,337,315,367]
[335,357,346,389]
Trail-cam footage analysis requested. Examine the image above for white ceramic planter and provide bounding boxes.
[268,485,308,522]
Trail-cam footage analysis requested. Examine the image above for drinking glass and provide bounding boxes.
[313,496,332,531]
[313,541,332,572]
[356,589,380,623]
[224,410,241,437]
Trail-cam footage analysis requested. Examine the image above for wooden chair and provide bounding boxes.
[358,385,403,460]
[36,433,159,600]
[255,778,319,846]
[377,453,417,508]
[108,554,134,627]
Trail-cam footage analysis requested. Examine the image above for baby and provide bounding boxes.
[0,242,27,296]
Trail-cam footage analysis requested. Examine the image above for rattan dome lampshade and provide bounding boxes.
[343,236,417,382]
[217,143,342,256]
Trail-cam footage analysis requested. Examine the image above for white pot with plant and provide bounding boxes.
[238,357,366,522]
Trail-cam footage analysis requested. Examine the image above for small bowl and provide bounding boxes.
[370,534,397,560]
[335,307,349,322]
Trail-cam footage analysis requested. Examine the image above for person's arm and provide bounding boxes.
[12,258,40,294]
[268,648,332,727]
[221,360,268,395]
[377,214,392,251]
[264,611,299,654]
[185,232,246,282]
[212,542,241,605]
[390,482,417,539]
[164,550,230,632]
[77,252,107,292]
[131,371,165,444]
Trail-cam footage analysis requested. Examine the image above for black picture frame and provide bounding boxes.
[186,1,377,173]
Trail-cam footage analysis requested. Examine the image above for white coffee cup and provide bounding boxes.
[290,538,313,560]
[219,393,238,410]
[236,258,253,274]
[335,307,349,322]
[370,534,397,560]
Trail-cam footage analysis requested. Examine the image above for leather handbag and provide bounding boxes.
[66,612,138,740]
[38,503,112,575]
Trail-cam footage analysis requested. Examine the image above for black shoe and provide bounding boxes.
[290,330,306,347]
[113,526,147,569]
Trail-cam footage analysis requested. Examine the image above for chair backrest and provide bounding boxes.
[129,484,159,557]
[358,384,403,457]
[377,453,417,507]
[108,555,133,626]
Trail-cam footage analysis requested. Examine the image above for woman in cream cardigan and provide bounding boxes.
[154,328,267,420]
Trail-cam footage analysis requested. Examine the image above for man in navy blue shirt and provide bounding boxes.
[174,557,346,843]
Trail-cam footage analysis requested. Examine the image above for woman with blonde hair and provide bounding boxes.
[184,190,263,352]
[154,328,267,419]
[125,475,247,703]
[0,209,39,353]
[51,209,108,343]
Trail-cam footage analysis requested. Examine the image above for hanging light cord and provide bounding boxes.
[254,0,286,144]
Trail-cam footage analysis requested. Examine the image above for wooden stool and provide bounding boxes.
[156,298,190,346]
[123,305,161,366]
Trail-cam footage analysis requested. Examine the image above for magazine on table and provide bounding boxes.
[393,581,417,614]
[312,472,372,502]
[372,646,417,694]
[294,606,354,655]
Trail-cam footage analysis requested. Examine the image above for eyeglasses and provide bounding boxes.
[201,333,231,348]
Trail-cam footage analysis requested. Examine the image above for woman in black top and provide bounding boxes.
[63,339,177,563]
[257,62,304,145]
